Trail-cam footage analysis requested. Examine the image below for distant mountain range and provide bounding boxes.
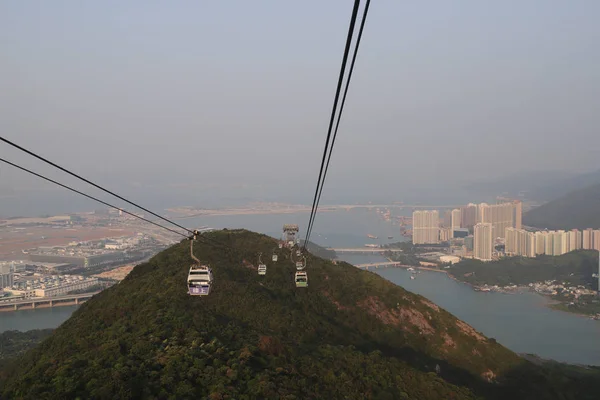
[523,183,600,230]
[464,169,600,202]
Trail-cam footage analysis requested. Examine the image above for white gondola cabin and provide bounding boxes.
[258,264,267,275]
[187,265,213,296]
[272,254,278,262]
[295,271,308,287]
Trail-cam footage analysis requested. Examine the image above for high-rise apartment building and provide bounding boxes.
[593,230,600,251]
[442,210,452,228]
[544,232,554,256]
[412,210,440,245]
[460,203,478,231]
[513,200,522,230]
[479,202,515,240]
[505,227,517,255]
[0,264,13,289]
[570,229,582,251]
[552,231,568,255]
[526,231,536,257]
[535,231,547,255]
[439,228,452,242]
[583,229,593,249]
[451,209,461,237]
[505,227,535,257]
[474,223,493,261]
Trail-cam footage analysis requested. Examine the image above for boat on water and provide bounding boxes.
[387,236,393,239]
[364,244,379,248]
[367,234,378,239]
[410,275,415,280]
[407,267,415,272]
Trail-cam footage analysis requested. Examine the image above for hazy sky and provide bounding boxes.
[1,1,599,213]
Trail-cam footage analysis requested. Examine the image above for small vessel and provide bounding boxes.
[410,275,415,280]
[367,234,378,239]
[407,267,415,272]
[364,244,379,248]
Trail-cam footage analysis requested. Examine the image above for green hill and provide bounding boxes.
[449,251,599,289]
[523,183,600,230]
[0,329,54,369]
[1,229,599,399]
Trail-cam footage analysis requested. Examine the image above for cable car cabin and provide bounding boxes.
[296,250,301,257]
[296,261,304,270]
[272,254,278,262]
[278,243,283,249]
[295,271,308,287]
[258,264,267,276]
[187,265,213,296]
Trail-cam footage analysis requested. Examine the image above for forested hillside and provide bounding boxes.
[1,230,599,399]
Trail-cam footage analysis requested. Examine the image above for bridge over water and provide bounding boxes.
[330,248,403,254]
[0,291,101,312]
[355,261,406,269]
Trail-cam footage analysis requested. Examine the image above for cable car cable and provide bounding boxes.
[0,135,194,235]
[0,157,189,238]
[304,0,360,247]
[304,0,371,247]
[304,0,363,248]
[0,156,250,262]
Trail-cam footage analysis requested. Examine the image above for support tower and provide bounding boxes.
[282,224,299,247]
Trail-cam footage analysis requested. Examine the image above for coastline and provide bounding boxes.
[443,272,599,320]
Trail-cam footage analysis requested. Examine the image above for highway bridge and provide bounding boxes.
[330,248,403,254]
[355,261,406,269]
[0,291,101,312]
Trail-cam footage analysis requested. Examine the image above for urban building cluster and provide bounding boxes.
[413,201,522,245]
[412,200,600,262]
[28,234,155,268]
[506,228,600,257]
[2,274,99,299]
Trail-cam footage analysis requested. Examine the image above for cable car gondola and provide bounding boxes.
[188,265,213,296]
[188,231,213,296]
[272,253,278,262]
[258,264,267,276]
[295,271,308,287]
[257,252,267,275]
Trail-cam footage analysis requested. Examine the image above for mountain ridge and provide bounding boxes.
[463,169,600,202]
[523,183,600,229]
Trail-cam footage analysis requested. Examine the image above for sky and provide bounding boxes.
[1,0,599,215]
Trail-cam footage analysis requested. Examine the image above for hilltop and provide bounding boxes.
[523,183,600,229]
[1,229,599,399]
